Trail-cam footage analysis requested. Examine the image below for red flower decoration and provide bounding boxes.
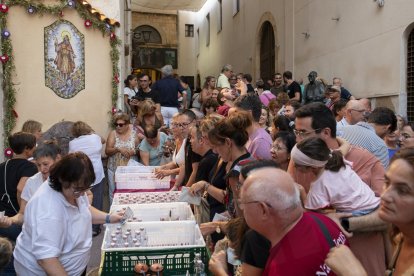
[84,19,92,28]
[110,32,116,40]
[111,107,117,114]
[59,11,64,17]
[0,4,9,13]
[114,75,119,84]
[4,148,13,158]
[12,109,18,118]
[0,54,9,63]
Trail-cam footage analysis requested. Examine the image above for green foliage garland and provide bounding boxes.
[0,0,120,149]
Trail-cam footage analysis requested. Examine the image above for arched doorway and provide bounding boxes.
[260,21,275,83]
[132,25,163,73]
[407,29,414,121]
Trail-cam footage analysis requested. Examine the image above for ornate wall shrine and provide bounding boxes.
[1,0,120,153]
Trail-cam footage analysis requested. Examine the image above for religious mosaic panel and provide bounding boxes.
[44,20,85,98]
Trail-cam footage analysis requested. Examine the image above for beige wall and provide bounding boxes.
[190,0,414,113]
[9,6,113,138]
[177,11,197,78]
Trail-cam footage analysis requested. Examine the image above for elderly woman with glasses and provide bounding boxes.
[13,152,123,275]
[105,112,140,204]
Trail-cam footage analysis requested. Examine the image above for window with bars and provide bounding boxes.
[408,29,414,122]
[185,24,194,37]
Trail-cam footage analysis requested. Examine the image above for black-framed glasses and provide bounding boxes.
[293,128,321,138]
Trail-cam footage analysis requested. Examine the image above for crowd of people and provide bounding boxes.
[0,62,413,275]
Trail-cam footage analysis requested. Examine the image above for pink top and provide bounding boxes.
[305,163,380,212]
[259,91,276,107]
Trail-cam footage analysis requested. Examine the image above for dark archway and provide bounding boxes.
[132,25,163,69]
[260,21,275,83]
[407,29,414,121]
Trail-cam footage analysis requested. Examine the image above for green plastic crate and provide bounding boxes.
[101,246,210,276]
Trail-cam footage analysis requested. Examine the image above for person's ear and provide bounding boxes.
[259,202,272,218]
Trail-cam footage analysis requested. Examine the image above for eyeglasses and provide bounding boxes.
[171,121,192,128]
[114,123,126,127]
[400,133,412,140]
[272,144,287,151]
[72,186,90,196]
[293,128,321,138]
[238,200,273,210]
[350,109,365,113]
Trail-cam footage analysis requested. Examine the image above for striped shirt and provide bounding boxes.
[339,122,389,168]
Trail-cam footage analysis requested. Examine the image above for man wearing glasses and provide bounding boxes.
[239,167,347,276]
[336,100,366,136]
[289,102,387,276]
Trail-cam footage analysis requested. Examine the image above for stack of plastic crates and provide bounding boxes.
[101,221,209,275]
[113,191,181,205]
[110,202,195,222]
[115,166,170,190]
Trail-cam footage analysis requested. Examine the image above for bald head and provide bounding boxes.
[345,100,366,125]
[359,98,372,112]
[346,100,364,111]
[242,168,301,213]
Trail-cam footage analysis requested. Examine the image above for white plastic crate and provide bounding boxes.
[110,202,195,222]
[115,166,170,190]
[113,191,181,205]
[102,221,205,252]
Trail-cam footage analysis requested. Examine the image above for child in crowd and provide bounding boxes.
[291,137,380,216]
[10,142,61,225]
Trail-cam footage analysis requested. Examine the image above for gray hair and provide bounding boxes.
[221,64,233,73]
[244,170,301,216]
[161,64,173,76]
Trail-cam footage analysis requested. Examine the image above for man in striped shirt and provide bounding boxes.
[339,107,397,169]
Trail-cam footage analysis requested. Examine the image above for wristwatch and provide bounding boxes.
[340,217,350,232]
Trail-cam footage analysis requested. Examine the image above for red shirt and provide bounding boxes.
[262,212,348,276]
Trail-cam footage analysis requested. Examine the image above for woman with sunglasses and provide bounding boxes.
[105,112,140,204]
[13,152,123,276]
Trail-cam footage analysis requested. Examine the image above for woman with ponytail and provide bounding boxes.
[292,137,380,215]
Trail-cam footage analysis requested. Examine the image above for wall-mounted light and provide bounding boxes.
[331,17,340,21]
[302,32,310,39]
[375,0,385,7]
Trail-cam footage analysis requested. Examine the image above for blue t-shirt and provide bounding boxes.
[151,76,184,107]
[139,132,168,166]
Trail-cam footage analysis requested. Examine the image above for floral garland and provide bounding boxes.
[0,0,120,153]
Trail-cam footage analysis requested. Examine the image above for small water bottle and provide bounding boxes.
[194,258,205,276]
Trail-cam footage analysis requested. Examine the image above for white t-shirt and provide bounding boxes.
[305,163,380,212]
[69,134,105,185]
[124,87,137,99]
[21,172,45,202]
[14,183,92,276]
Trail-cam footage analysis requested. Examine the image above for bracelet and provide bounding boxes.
[204,182,210,192]
[105,214,111,224]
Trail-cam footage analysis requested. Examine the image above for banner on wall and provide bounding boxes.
[44,20,85,99]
